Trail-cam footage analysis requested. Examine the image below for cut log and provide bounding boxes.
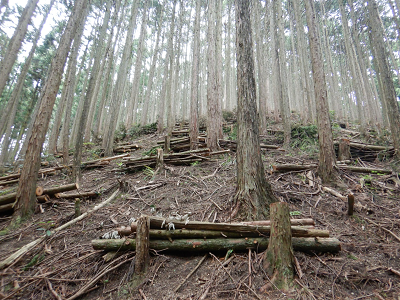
[272,164,317,172]
[347,194,354,216]
[54,191,99,199]
[37,195,50,203]
[0,203,13,213]
[92,237,341,253]
[135,216,150,275]
[36,186,44,196]
[147,216,328,237]
[0,192,18,206]
[0,189,121,270]
[338,138,351,161]
[340,166,392,174]
[241,218,315,226]
[42,183,79,196]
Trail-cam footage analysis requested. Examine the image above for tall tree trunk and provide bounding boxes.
[0,0,39,98]
[275,0,291,147]
[141,8,163,126]
[206,0,223,152]
[83,1,112,144]
[102,0,139,157]
[61,5,88,166]
[164,0,177,151]
[304,0,338,184]
[233,0,278,221]
[368,0,400,158]
[14,0,88,220]
[189,0,201,150]
[126,3,149,129]
[0,0,54,170]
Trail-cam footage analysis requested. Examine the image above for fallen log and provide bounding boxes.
[0,183,79,205]
[218,139,281,152]
[55,191,99,199]
[92,237,341,253]
[272,164,317,172]
[37,195,51,203]
[147,216,329,237]
[339,166,392,174]
[273,164,393,175]
[241,218,315,226]
[0,189,121,270]
[42,183,79,197]
[0,203,13,213]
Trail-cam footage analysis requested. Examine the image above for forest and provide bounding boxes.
[0,0,400,299]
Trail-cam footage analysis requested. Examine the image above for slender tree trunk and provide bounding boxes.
[0,0,39,98]
[0,0,54,170]
[141,8,163,126]
[61,6,88,166]
[14,0,88,220]
[102,0,139,157]
[126,3,149,129]
[368,0,400,157]
[189,0,201,150]
[234,0,278,220]
[304,0,338,184]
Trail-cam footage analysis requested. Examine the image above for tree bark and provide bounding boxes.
[368,0,400,158]
[234,0,278,220]
[262,202,294,291]
[0,0,39,98]
[134,216,150,275]
[189,0,201,150]
[304,0,338,184]
[13,0,88,220]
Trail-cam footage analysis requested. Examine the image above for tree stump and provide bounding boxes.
[338,138,351,161]
[134,216,150,275]
[156,148,164,172]
[262,202,294,291]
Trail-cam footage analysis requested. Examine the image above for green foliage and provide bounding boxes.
[225,124,237,140]
[290,124,318,155]
[289,211,302,216]
[191,161,200,167]
[143,166,155,180]
[128,122,158,138]
[115,123,127,141]
[23,253,45,270]
[143,146,162,157]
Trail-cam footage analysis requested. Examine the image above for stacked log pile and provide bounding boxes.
[123,148,230,172]
[157,136,207,152]
[93,216,340,254]
[334,141,395,161]
[0,154,129,187]
[0,183,99,213]
[218,139,282,152]
[113,143,140,153]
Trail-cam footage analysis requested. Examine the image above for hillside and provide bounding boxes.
[0,123,399,300]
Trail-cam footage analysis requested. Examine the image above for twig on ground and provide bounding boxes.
[174,254,207,292]
[139,288,147,300]
[46,278,62,300]
[365,217,400,242]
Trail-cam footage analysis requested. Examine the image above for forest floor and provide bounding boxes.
[0,121,399,300]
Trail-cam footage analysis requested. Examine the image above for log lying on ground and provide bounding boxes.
[272,164,317,172]
[218,139,281,152]
[334,141,395,161]
[241,218,315,226]
[123,148,212,172]
[0,183,79,206]
[0,154,130,185]
[92,237,341,253]
[147,216,329,237]
[113,144,140,153]
[55,191,99,199]
[0,203,13,213]
[272,164,393,175]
